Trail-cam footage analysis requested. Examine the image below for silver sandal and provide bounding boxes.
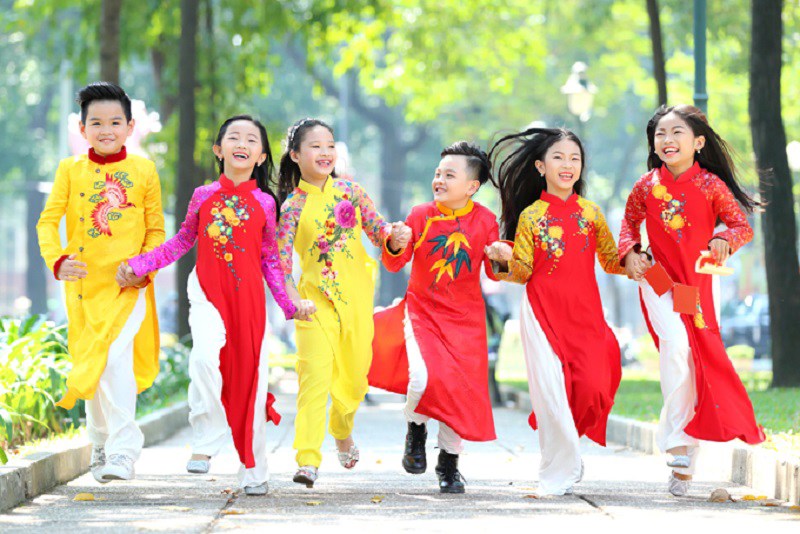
[337,444,360,469]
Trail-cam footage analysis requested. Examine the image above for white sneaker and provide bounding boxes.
[90,446,107,483]
[244,483,268,496]
[667,454,691,468]
[100,453,135,482]
[668,472,691,496]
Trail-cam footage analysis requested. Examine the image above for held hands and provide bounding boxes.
[56,254,88,281]
[293,299,317,322]
[389,221,412,252]
[623,250,653,282]
[708,237,730,265]
[116,262,146,288]
[484,241,513,263]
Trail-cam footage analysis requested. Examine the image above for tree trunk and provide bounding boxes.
[749,0,800,387]
[646,0,668,106]
[100,0,122,83]
[176,0,199,339]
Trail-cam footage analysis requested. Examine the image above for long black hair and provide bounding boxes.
[647,104,759,213]
[277,118,335,204]
[214,115,279,220]
[489,127,586,241]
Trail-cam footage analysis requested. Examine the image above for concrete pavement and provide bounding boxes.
[1,388,798,532]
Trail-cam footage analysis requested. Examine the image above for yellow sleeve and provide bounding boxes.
[595,208,625,275]
[36,159,70,273]
[495,212,535,284]
[139,162,166,283]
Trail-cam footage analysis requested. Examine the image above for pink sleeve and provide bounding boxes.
[128,186,209,277]
[709,177,754,254]
[349,180,391,248]
[618,176,649,264]
[255,191,297,320]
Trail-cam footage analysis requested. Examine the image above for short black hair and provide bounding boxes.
[440,141,491,185]
[76,82,133,123]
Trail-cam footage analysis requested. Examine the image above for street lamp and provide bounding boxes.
[560,61,597,123]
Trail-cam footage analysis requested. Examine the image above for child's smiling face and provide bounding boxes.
[432,155,480,209]
[653,112,705,170]
[213,119,266,176]
[535,138,582,197]
[80,100,134,156]
[292,125,337,182]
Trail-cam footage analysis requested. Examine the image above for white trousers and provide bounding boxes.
[519,297,582,495]
[639,280,700,476]
[402,307,464,455]
[187,269,271,488]
[86,289,146,459]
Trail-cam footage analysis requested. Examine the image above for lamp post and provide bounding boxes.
[560,61,597,139]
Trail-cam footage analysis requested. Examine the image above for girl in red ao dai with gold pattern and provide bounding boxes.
[619,105,764,498]
[488,128,625,496]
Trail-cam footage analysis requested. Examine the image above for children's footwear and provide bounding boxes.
[100,453,135,482]
[90,446,107,484]
[337,444,360,469]
[667,454,691,468]
[668,472,691,497]
[435,450,466,494]
[402,422,427,474]
[186,458,210,474]
[244,483,268,496]
[293,466,318,488]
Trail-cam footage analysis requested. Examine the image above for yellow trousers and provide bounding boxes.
[293,296,372,467]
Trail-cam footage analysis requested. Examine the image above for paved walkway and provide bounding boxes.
[1,389,798,532]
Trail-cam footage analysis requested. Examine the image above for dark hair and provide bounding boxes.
[647,104,759,213]
[76,82,133,123]
[489,128,586,241]
[440,141,492,186]
[277,118,335,203]
[214,115,279,219]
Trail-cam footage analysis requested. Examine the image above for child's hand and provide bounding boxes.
[623,250,651,281]
[708,237,730,265]
[116,262,146,288]
[57,254,88,281]
[389,221,412,251]
[293,299,316,321]
[484,241,513,263]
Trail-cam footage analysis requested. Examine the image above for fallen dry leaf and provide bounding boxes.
[221,509,246,515]
[708,488,732,503]
[160,506,192,512]
[306,501,323,506]
[371,495,384,504]
[73,493,95,502]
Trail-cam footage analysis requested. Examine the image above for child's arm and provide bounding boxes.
[349,181,393,251]
[709,179,754,263]
[127,187,204,278]
[36,160,80,279]
[492,213,535,285]
[259,195,298,320]
[594,207,626,275]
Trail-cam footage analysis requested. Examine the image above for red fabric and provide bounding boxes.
[88,146,127,164]
[369,201,499,441]
[626,164,764,445]
[195,175,277,468]
[523,193,621,446]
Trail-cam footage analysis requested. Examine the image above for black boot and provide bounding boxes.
[402,422,427,474]
[435,450,465,494]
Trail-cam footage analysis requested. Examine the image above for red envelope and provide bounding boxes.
[672,284,699,315]
[644,262,674,297]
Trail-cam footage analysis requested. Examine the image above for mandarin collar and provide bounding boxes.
[88,146,127,164]
[219,174,258,192]
[435,199,474,217]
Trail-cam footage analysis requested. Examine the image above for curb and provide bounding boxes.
[0,401,189,513]
[502,387,799,505]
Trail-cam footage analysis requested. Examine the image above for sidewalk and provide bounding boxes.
[1,385,798,532]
